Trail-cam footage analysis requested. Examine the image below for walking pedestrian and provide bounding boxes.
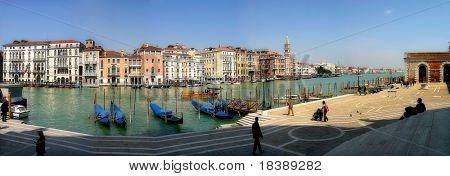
[35,131,46,156]
[322,101,329,122]
[287,96,294,116]
[363,85,367,95]
[252,117,264,155]
[1,98,8,122]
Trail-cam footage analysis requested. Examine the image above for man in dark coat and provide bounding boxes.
[415,98,426,113]
[1,98,8,122]
[252,117,263,155]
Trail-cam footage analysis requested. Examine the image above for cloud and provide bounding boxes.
[384,9,393,16]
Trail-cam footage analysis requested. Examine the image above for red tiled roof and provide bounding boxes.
[4,39,80,46]
[48,40,79,44]
[84,46,104,51]
[3,40,49,46]
[101,50,124,58]
[405,52,450,59]
[163,53,192,57]
[136,44,162,52]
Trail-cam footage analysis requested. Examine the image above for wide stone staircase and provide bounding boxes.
[236,110,273,126]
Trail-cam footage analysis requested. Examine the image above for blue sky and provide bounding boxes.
[1,0,449,68]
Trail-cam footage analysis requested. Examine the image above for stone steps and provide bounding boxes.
[236,111,272,126]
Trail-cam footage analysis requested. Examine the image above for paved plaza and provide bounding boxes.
[1,83,449,156]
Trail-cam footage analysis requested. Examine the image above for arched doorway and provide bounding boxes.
[418,64,427,83]
[36,75,41,83]
[14,75,19,83]
[444,64,450,83]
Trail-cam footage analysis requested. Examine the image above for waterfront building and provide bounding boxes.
[163,44,202,84]
[256,50,282,79]
[247,50,259,81]
[3,40,49,83]
[81,39,103,87]
[99,50,129,86]
[202,47,236,82]
[294,62,316,76]
[194,54,205,83]
[163,53,191,84]
[234,47,249,82]
[135,44,164,85]
[404,44,450,83]
[127,54,142,86]
[47,40,83,84]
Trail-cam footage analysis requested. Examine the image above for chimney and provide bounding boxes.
[121,50,124,57]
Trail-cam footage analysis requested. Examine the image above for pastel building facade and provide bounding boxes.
[135,44,164,85]
[47,40,83,84]
[2,40,48,83]
[81,39,103,87]
[99,50,129,86]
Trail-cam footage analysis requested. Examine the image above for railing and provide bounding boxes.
[84,61,97,65]
[129,62,141,67]
[32,70,45,74]
[33,58,46,62]
[9,58,23,62]
[129,73,143,77]
[108,72,120,77]
[55,64,69,68]
[84,72,97,77]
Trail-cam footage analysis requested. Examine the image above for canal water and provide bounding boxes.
[22,73,401,136]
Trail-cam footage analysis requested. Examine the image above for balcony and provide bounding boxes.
[33,58,46,62]
[84,72,97,77]
[108,72,120,77]
[129,73,143,77]
[129,62,141,67]
[55,64,69,68]
[32,70,45,74]
[84,61,97,65]
[9,58,24,62]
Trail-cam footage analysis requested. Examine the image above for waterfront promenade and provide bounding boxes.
[1,83,449,156]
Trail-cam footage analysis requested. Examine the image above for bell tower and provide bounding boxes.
[284,35,292,76]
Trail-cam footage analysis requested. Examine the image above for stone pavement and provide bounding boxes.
[1,83,449,156]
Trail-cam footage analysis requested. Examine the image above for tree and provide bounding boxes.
[315,66,332,75]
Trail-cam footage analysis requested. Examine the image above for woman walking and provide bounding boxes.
[35,131,46,156]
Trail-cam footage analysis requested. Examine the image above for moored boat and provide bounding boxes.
[11,105,30,119]
[109,103,126,127]
[149,103,183,124]
[191,100,232,119]
[94,104,110,125]
[181,88,219,99]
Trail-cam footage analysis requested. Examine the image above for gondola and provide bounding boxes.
[208,98,228,109]
[191,100,233,119]
[149,103,183,124]
[109,103,126,127]
[94,104,110,125]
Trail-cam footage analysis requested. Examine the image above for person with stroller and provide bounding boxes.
[322,101,329,122]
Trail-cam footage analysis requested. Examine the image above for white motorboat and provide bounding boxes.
[0,103,30,119]
[12,105,30,119]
